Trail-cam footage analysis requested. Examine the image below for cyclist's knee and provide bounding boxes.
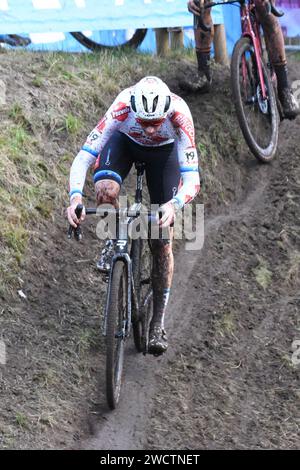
[95,179,120,206]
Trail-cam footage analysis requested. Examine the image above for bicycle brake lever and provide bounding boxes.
[67,203,83,241]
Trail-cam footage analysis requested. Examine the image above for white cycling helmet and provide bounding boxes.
[130,76,171,122]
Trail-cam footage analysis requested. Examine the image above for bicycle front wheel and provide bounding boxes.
[131,238,153,354]
[131,239,143,352]
[70,29,147,51]
[106,260,128,409]
[231,37,279,162]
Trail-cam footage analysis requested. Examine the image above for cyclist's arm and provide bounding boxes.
[170,104,200,209]
[69,89,131,201]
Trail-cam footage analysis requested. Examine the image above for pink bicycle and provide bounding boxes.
[196,0,284,162]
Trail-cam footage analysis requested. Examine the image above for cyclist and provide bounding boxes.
[185,0,299,120]
[67,76,200,356]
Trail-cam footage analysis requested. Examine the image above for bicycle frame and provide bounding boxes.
[198,0,272,99]
[239,0,267,99]
[102,162,147,338]
[68,163,155,341]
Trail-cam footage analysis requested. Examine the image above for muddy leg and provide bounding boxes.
[150,228,174,329]
[255,1,299,119]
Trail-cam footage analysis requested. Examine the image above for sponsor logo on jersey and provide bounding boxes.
[111,102,131,122]
[96,116,107,133]
[151,135,169,143]
[171,112,195,146]
[128,131,143,139]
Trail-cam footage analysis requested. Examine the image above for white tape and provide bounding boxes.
[29,32,66,43]
[74,0,86,7]
[32,0,61,9]
[0,0,8,11]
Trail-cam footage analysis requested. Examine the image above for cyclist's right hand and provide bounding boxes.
[66,197,86,228]
[188,0,203,15]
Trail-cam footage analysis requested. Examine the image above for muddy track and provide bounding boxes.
[79,76,300,449]
[80,157,284,450]
[81,163,270,450]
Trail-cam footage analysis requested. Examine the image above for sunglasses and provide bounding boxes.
[136,118,165,128]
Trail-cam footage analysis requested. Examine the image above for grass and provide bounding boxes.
[216,311,236,337]
[32,76,44,88]
[0,48,182,294]
[64,113,82,136]
[253,257,273,290]
[15,413,28,429]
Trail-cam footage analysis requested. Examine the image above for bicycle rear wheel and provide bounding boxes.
[70,29,147,51]
[106,260,128,409]
[231,37,279,162]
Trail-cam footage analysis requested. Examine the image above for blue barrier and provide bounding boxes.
[0,0,233,54]
[1,1,297,56]
[0,0,223,34]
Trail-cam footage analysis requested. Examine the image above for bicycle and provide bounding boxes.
[195,0,284,162]
[70,29,147,51]
[68,162,158,409]
[0,34,31,47]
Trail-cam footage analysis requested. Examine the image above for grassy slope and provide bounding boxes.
[0,48,173,296]
[0,48,243,298]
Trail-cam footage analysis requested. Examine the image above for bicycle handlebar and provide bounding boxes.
[67,204,160,242]
[193,0,283,32]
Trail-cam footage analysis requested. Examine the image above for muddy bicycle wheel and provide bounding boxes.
[106,260,128,409]
[70,29,147,51]
[131,239,143,352]
[131,238,153,353]
[231,37,279,162]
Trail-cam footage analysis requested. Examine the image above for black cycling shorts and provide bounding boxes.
[93,131,180,205]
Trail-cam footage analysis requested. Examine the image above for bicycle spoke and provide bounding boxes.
[106,261,128,409]
[238,45,277,151]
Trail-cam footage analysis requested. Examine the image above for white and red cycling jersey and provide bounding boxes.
[69,87,200,208]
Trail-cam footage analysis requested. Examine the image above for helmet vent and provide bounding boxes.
[130,95,137,112]
[164,95,171,113]
[142,95,149,113]
[152,96,158,112]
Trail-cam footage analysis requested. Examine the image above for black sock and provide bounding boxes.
[196,51,211,80]
[274,64,289,94]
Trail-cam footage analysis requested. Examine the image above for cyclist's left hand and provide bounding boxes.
[188,0,203,15]
[159,201,176,228]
